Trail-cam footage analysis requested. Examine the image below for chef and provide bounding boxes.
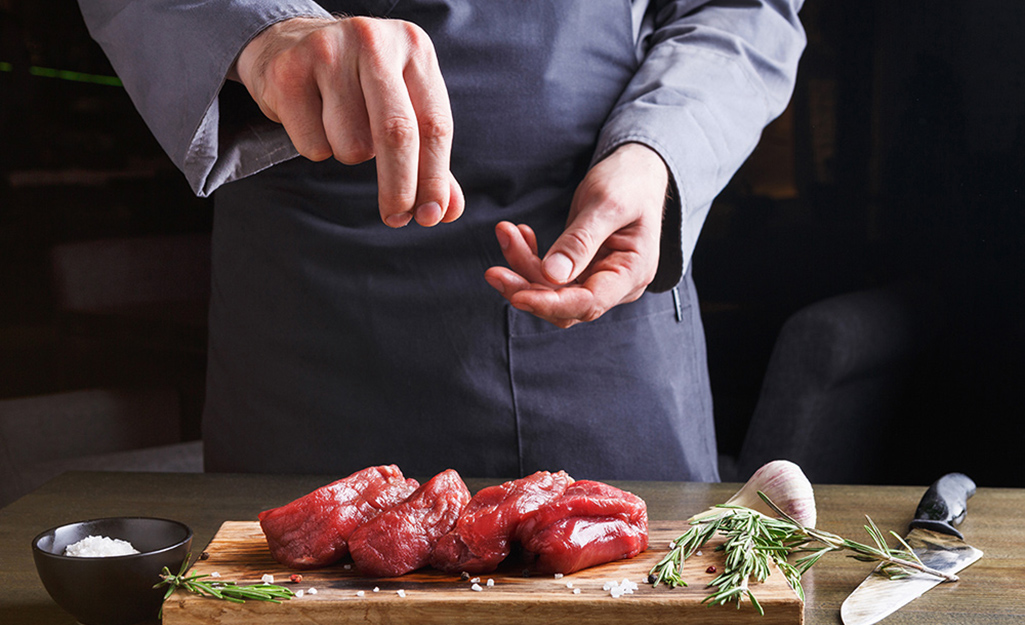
[75,0,805,481]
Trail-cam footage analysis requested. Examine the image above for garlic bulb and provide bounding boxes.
[692,460,817,528]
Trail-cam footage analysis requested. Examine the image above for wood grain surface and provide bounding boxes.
[161,520,803,624]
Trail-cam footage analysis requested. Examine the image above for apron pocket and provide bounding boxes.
[507,284,718,481]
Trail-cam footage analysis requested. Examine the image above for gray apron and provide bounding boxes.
[204,0,719,482]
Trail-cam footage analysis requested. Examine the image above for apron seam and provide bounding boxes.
[505,305,525,477]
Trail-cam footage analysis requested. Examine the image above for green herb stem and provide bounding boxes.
[649,492,958,612]
[154,554,294,618]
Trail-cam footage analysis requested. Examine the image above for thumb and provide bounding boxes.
[541,201,619,285]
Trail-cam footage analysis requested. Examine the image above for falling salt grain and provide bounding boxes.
[397,589,406,598]
[356,590,365,597]
[261,574,275,584]
[471,583,483,592]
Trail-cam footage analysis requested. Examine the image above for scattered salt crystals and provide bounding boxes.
[308,588,318,595]
[356,590,365,597]
[373,587,380,593]
[63,535,139,557]
[397,589,406,598]
[573,588,581,595]
[344,564,352,570]
[565,582,574,589]
[471,583,483,592]
[470,577,481,583]
[696,550,703,557]
[295,590,305,598]
[486,579,495,587]
[210,572,221,578]
[603,578,639,598]
[261,574,275,584]
[554,573,564,579]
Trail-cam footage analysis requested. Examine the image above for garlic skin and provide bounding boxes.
[692,460,817,528]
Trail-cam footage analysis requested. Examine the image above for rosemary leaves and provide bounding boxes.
[649,492,957,614]
[154,555,294,617]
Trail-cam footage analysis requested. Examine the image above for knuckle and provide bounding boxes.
[302,28,340,65]
[298,144,333,162]
[418,112,454,143]
[378,188,417,213]
[561,228,597,258]
[347,17,389,64]
[335,144,374,165]
[400,21,434,57]
[581,304,607,323]
[379,115,418,150]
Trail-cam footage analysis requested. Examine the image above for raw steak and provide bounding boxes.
[349,469,471,577]
[516,480,648,574]
[430,470,573,574]
[258,465,418,569]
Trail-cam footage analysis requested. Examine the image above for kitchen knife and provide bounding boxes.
[840,473,983,625]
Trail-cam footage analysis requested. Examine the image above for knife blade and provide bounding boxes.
[840,473,984,625]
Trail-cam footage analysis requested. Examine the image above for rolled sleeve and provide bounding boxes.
[77,0,332,197]
[596,0,806,291]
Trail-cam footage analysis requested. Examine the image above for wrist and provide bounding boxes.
[612,141,670,199]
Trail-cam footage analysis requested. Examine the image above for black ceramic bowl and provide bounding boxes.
[32,517,193,625]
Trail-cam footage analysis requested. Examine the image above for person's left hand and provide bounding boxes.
[484,142,669,328]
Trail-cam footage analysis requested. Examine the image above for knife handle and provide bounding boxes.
[908,473,976,539]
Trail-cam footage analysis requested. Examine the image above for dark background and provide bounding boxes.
[2,2,1022,485]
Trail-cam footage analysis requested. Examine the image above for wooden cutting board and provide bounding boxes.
[162,520,803,624]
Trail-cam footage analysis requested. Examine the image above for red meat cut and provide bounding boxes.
[258,465,419,569]
[430,470,573,574]
[515,480,648,574]
[349,469,472,577]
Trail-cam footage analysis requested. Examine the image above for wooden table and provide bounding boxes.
[2,472,1023,624]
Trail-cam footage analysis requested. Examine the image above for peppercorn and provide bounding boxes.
[706,566,716,574]
[290,574,303,583]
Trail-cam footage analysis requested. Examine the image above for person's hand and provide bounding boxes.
[484,142,669,328]
[233,16,464,228]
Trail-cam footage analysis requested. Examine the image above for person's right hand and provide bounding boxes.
[233,16,464,228]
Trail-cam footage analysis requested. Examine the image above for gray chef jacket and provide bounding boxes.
[77,0,806,481]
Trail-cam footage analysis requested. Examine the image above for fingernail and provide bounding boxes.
[414,202,442,226]
[543,253,573,283]
[385,213,412,228]
[496,228,510,251]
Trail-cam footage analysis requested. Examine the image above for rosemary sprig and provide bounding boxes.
[154,554,294,618]
[649,492,956,614]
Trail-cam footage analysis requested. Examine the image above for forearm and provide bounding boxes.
[77,0,331,196]
[598,0,806,290]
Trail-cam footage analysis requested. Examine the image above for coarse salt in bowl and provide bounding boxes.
[32,517,192,625]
